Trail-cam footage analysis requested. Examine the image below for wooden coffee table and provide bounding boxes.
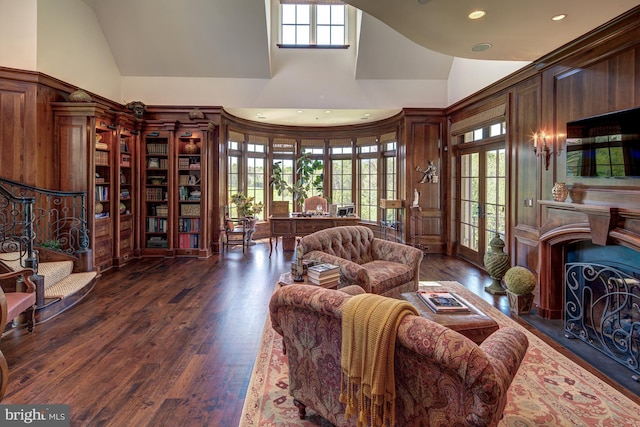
[401,291,499,344]
[277,272,339,289]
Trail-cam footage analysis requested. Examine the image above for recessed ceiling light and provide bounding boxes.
[325,110,332,114]
[468,10,486,20]
[297,110,304,113]
[471,43,492,52]
[363,113,371,117]
[552,14,567,21]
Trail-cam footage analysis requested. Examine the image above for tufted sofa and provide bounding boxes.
[299,225,423,298]
[270,284,529,427]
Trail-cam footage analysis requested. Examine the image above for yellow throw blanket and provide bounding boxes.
[339,293,418,427]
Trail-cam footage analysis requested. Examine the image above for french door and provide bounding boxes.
[457,142,506,265]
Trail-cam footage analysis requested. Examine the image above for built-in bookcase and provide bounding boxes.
[52,102,119,272]
[176,135,203,252]
[113,114,138,266]
[94,121,114,271]
[142,131,172,254]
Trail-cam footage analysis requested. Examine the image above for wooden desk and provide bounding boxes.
[269,215,359,257]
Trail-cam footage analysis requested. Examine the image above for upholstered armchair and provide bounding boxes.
[0,268,37,401]
[0,268,36,334]
[299,225,423,298]
[269,284,529,427]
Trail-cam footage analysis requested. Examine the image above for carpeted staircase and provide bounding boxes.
[0,252,97,323]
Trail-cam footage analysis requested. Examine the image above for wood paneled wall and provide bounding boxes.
[1,7,640,267]
[401,109,446,253]
[0,70,55,188]
[511,77,541,273]
[0,67,124,190]
[446,7,640,277]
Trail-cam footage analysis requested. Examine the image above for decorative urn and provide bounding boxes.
[483,233,509,295]
[183,140,200,154]
[69,89,92,102]
[552,182,569,202]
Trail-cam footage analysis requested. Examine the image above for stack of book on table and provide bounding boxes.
[307,263,340,287]
[416,290,470,313]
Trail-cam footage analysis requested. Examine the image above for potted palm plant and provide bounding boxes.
[230,193,264,245]
[230,193,263,219]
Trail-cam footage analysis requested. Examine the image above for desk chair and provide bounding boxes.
[303,196,328,214]
[223,217,251,253]
[222,205,251,253]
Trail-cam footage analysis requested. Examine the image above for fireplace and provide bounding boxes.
[537,198,640,376]
[564,259,640,376]
[538,200,640,320]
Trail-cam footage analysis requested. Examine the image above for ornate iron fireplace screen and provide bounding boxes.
[565,262,640,377]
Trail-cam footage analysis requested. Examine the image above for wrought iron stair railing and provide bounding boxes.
[0,177,89,275]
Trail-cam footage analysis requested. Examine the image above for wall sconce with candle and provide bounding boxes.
[533,132,552,170]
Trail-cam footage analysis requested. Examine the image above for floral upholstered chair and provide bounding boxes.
[269,284,529,427]
[299,225,423,298]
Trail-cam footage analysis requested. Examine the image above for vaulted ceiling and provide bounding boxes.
[81,0,640,125]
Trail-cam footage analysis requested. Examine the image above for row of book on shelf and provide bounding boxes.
[178,218,200,232]
[147,143,168,155]
[145,188,166,201]
[95,185,109,201]
[178,157,201,170]
[147,158,169,169]
[146,218,168,233]
[178,233,199,249]
[95,150,109,166]
[307,263,340,287]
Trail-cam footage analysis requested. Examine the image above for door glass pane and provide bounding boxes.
[485,148,506,244]
[460,153,480,251]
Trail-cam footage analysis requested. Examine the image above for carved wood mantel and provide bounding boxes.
[537,201,640,319]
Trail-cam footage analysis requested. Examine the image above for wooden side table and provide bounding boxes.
[277,272,339,289]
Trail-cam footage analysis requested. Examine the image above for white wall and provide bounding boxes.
[0,0,38,70]
[447,57,530,105]
[0,0,527,111]
[122,44,448,109]
[36,0,121,101]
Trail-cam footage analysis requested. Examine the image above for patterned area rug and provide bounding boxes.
[239,281,640,426]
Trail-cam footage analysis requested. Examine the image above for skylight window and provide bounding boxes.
[280,2,346,47]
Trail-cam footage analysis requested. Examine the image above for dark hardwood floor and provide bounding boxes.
[0,240,635,426]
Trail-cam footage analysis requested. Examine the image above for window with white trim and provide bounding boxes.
[280,1,346,47]
[224,129,398,224]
